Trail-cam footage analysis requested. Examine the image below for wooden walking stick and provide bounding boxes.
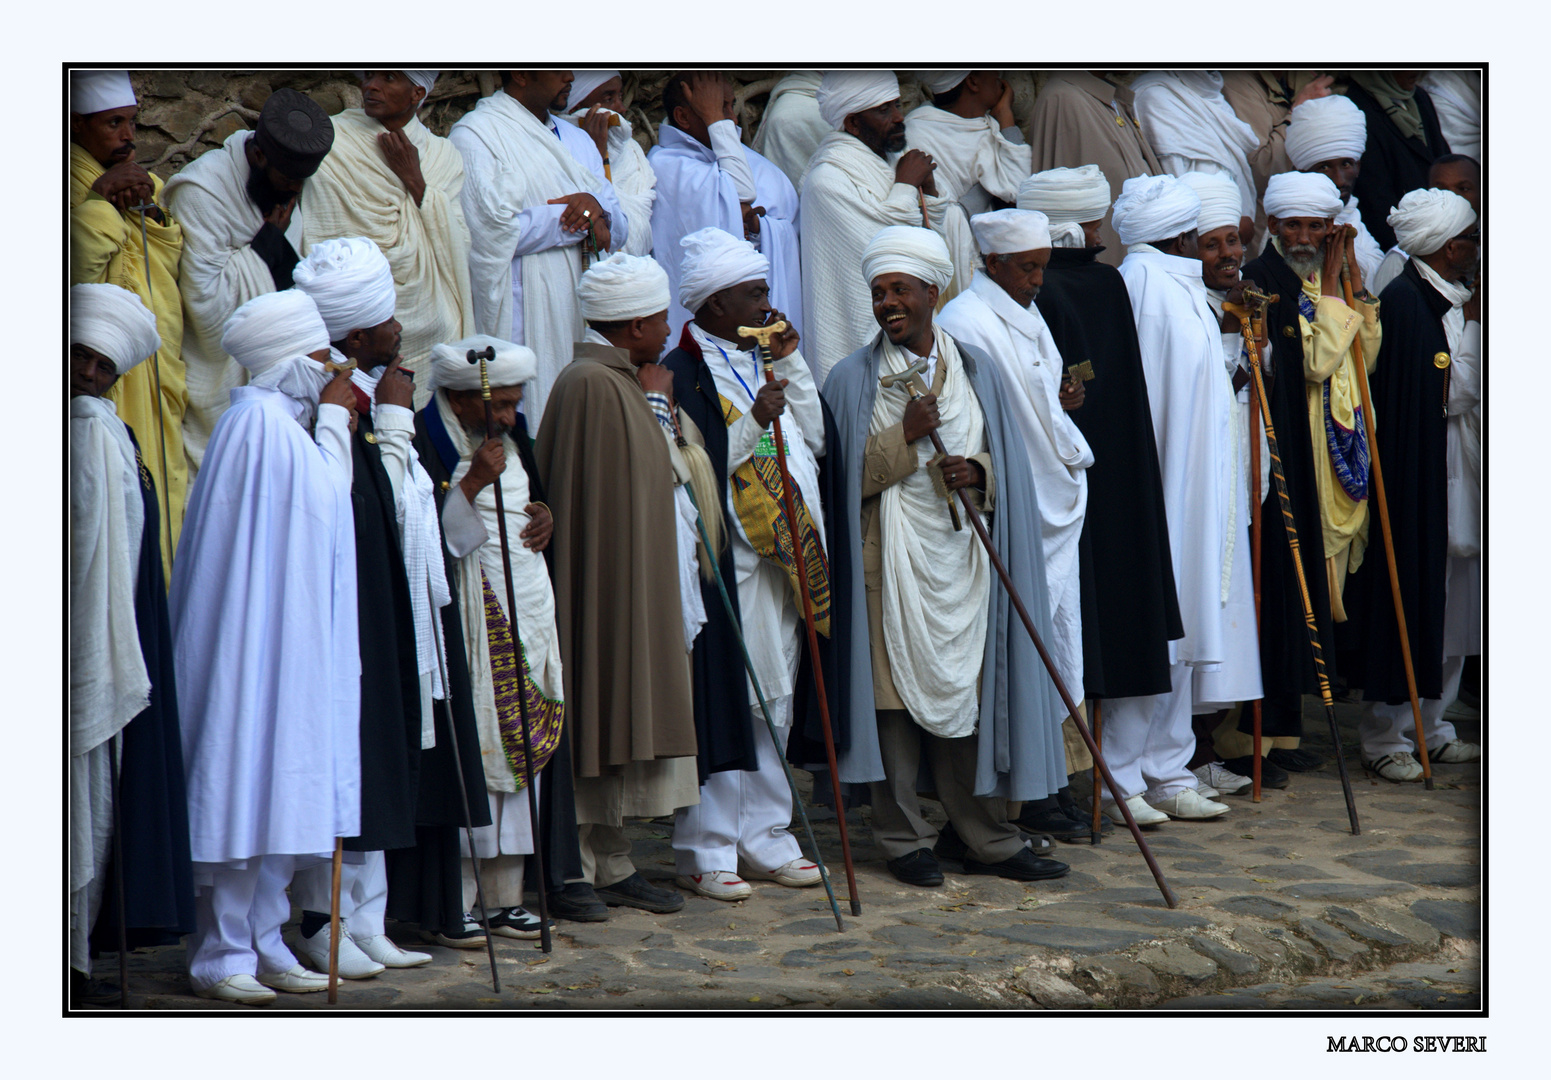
[467,346,553,952]
[1246,318,1265,802]
[741,319,862,916]
[1226,287,1361,834]
[108,733,129,1007]
[1089,699,1103,845]
[878,360,1178,908]
[128,200,175,575]
[327,838,343,1003]
[1339,231,1434,789]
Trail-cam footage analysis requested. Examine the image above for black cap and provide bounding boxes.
[253,88,335,180]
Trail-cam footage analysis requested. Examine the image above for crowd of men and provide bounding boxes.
[69,67,1481,1006]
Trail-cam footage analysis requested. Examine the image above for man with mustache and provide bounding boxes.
[1372,153,1480,294]
[70,70,188,577]
[1284,93,1385,281]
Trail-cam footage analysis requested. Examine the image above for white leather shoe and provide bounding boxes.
[1364,751,1424,782]
[674,871,753,900]
[1429,739,1480,764]
[1102,794,1169,826]
[194,973,277,1005]
[741,858,822,887]
[1193,761,1252,795]
[1147,788,1231,820]
[294,924,386,980]
[256,964,331,993]
[355,934,433,968]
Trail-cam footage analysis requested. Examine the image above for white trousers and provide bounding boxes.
[292,850,389,939]
[672,716,802,876]
[187,855,308,990]
[1360,655,1464,758]
[463,854,525,913]
[1097,662,1201,802]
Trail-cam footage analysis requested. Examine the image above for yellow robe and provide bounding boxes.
[70,144,187,578]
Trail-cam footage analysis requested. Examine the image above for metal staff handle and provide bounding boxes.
[1339,238,1434,789]
[467,346,552,952]
[878,365,1178,908]
[127,200,175,575]
[739,319,862,916]
[327,838,343,1003]
[1227,288,1361,834]
[108,733,128,1008]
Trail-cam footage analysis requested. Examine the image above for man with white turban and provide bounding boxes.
[1372,153,1479,294]
[1027,73,1162,267]
[71,70,188,578]
[450,71,631,426]
[905,71,1032,220]
[561,71,657,257]
[170,289,360,1004]
[304,72,474,412]
[752,71,829,190]
[1219,71,1332,244]
[1108,174,1263,823]
[165,88,336,474]
[658,227,831,899]
[1352,189,1480,782]
[821,225,1071,887]
[534,252,700,914]
[1345,74,1452,254]
[1284,93,1385,282]
[650,72,803,342]
[800,70,978,380]
[1131,72,1258,244]
[70,284,195,1005]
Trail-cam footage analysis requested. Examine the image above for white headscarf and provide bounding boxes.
[570,70,621,106]
[577,252,671,322]
[1388,188,1477,257]
[1285,94,1367,171]
[862,225,955,288]
[1017,165,1112,224]
[916,70,971,97]
[221,290,333,404]
[1179,171,1242,233]
[816,70,901,130]
[71,283,159,375]
[1049,222,1088,248]
[429,334,538,391]
[1111,174,1200,247]
[677,227,770,315]
[970,209,1052,255]
[293,236,397,342]
[71,70,135,114]
[1263,172,1344,221]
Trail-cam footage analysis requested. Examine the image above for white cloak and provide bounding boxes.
[751,71,829,191]
[1132,71,1259,224]
[1419,71,1480,162]
[904,104,1033,219]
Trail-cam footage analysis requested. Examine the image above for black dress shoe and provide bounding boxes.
[962,846,1070,881]
[886,848,944,887]
[1267,747,1325,772]
[933,823,968,862]
[71,969,122,1006]
[1016,803,1105,841]
[594,872,685,913]
[1220,755,1290,789]
[546,882,610,922]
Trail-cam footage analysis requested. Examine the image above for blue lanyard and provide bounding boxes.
[712,340,761,403]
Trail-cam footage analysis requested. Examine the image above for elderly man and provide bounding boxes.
[1372,154,1479,293]
[171,289,358,1004]
[1105,175,1264,823]
[752,71,829,190]
[450,70,630,426]
[70,284,195,1005]
[1131,72,1259,244]
[1219,71,1331,243]
[562,71,657,257]
[304,72,473,412]
[1353,190,1480,781]
[1345,74,1451,253]
[71,70,187,575]
[905,71,1031,219]
[165,88,335,472]
[801,71,976,380]
[822,225,1069,886]
[1283,94,1385,282]
[534,253,701,914]
[650,72,802,341]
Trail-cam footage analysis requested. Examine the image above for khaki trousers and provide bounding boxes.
[577,824,636,888]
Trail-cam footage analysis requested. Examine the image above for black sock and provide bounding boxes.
[300,911,328,938]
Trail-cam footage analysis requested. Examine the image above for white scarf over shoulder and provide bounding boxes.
[904,103,1032,217]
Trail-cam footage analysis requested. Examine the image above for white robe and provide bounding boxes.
[799,130,978,382]
[937,274,1090,698]
[904,104,1032,219]
[560,106,658,257]
[170,387,360,866]
[1419,71,1480,163]
[1337,196,1386,285]
[751,71,829,191]
[1119,246,1262,706]
[650,124,803,341]
[1132,71,1259,224]
[449,91,629,426]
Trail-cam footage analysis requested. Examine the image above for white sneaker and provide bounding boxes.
[355,934,433,968]
[1193,761,1252,796]
[1102,794,1169,827]
[674,871,753,901]
[1147,788,1231,820]
[294,924,386,980]
[419,913,489,949]
[193,973,277,1005]
[741,858,822,888]
[1364,751,1424,782]
[256,965,331,993]
[1429,739,1480,764]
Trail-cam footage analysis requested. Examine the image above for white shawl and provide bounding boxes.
[1419,71,1480,162]
[561,106,658,257]
[752,71,829,190]
[904,104,1033,218]
[1132,71,1258,225]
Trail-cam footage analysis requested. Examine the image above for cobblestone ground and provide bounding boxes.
[97,699,1481,1012]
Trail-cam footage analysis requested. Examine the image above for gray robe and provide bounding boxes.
[821,332,1068,801]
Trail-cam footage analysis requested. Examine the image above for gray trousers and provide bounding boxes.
[867,709,1023,863]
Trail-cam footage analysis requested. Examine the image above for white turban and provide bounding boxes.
[970,209,1052,255]
[917,70,971,97]
[1017,165,1112,224]
[1263,172,1344,221]
[817,70,901,130]
[429,334,538,391]
[1179,171,1243,234]
[1111,174,1201,247]
[293,236,397,341]
[677,227,770,314]
[1387,188,1478,257]
[1285,94,1367,171]
[221,290,331,378]
[1049,222,1088,248]
[355,71,438,104]
[571,70,621,106]
[861,225,954,289]
[70,283,159,375]
[71,70,136,115]
[577,252,672,322]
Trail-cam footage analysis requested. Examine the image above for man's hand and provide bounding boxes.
[319,370,357,411]
[1221,282,1247,333]
[376,357,415,409]
[937,454,984,492]
[681,71,734,125]
[1059,374,1086,411]
[520,502,553,551]
[460,437,507,504]
[741,202,764,240]
[766,311,799,360]
[990,77,1017,130]
[902,391,941,443]
[895,149,938,195]
[637,362,675,397]
[579,105,612,159]
[378,130,427,206]
[548,192,611,249]
[1291,74,1335,108]
[90,160,155,212]
[1321,227,1347,297]
[751,378,788,427]
[264,193,299,232]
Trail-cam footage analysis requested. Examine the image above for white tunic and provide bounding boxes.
[751,71,829,191]
[904,104,1032,219]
